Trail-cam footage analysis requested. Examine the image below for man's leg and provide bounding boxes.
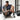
[9,11,12,16]
[7,11,12,16]
[13,13,15,18]
[12,11,15,18]
[3,12,8,18]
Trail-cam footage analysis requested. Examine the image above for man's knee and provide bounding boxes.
[5,12,7,15]
[9,12,12,15]
[3,12,7,16]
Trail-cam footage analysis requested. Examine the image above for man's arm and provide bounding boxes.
[2,8,4,12]
[10,5,14,13]
[2,6,9,12]
[13,6,14,13]
[2,6,5,12]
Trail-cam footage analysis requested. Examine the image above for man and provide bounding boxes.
[2,1,14,18]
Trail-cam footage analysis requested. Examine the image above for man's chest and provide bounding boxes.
[5,6,11,10]
[7,6,10,9]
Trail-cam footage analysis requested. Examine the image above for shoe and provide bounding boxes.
[14,16,15,18]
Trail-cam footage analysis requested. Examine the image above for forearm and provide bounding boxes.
[2,9,4,12]
[13,10,14,13]
[2,9,5,12]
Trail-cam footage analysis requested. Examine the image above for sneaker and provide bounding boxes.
[14,16,15,18]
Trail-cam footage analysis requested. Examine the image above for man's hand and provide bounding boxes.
[10,9,12,12]
[6,10,10,12]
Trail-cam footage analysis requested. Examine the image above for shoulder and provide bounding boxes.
[3,5,5,8]
[11,5,14,9]
[11,5,14,7]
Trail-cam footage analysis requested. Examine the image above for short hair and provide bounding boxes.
[6,1,9,3]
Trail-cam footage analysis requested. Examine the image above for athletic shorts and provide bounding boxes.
[3,11,12,16]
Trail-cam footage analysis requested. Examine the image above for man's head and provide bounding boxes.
[5,1,9,6]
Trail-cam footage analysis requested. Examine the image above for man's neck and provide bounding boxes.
[5,4,9,7]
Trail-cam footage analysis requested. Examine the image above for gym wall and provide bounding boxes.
[16,0,20,11]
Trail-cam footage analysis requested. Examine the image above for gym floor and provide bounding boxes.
[0,13,20,20]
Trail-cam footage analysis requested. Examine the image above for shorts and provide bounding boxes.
[3,11,12,17]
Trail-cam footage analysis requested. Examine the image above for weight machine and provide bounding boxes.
[16,0,20,16]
